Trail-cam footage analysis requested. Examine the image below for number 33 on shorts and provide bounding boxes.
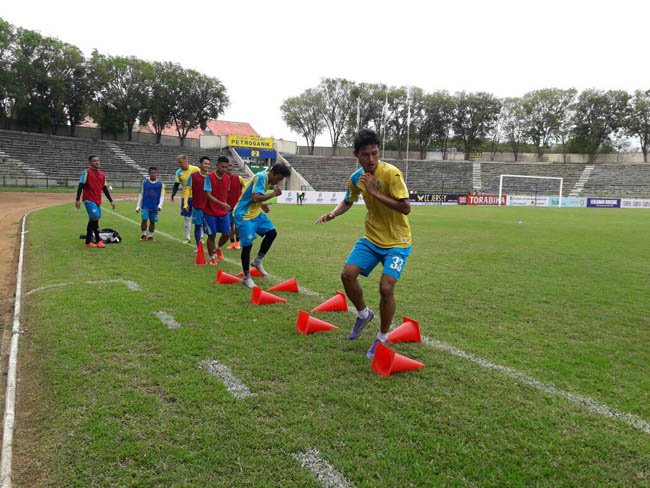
[389,256,404,272]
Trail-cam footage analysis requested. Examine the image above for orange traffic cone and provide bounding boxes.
[312,291,348,312]
[387,316,421,343]
[267,277,299,293]
[295,310,338,335]
[236,267,264,278]
[195,241,206,265]
[251,286,287,305]
[216,269,242,284]
[371,342,424,377]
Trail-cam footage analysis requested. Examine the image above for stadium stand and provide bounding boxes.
[479,162,585,196]
[580,164,650,198]
[0,130,246,186]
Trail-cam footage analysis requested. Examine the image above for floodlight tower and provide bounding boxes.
[405,87,413,184]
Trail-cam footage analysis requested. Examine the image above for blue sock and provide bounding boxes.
[194,225,202,246]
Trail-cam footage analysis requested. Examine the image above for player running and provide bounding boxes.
[316,129,412,359]
[75,155,115,248]
[233,163,291,288]
[203,156,232,264]
[136,166,165,241]
[226,160,246,250]
[171,154,200,243]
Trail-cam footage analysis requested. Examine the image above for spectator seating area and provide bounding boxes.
[0,130,245,187]
[2,130,650,198]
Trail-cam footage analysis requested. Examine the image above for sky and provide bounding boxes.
[3,0,649,146]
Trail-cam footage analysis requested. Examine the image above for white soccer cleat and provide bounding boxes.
[250,258,269,276]
[242,276,256,289]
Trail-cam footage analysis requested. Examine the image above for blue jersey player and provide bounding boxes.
[136,167,166,241]
[233,163,291,288]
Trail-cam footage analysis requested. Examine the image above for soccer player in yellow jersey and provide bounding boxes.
[171,154,200,243]
[316,129,412,359]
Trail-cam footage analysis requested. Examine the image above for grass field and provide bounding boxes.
[14,203,650,487]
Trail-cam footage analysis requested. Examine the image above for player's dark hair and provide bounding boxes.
[217,156,229,163]
[199,156,211,164]
[353,129,380,152]
[269,163,291,177]
[148,166,158,172]
[88,155,99,162]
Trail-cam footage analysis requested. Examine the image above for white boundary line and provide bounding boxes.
[421,335,650,435]
[292,448,354,488]
[154,311,181,329]
[1,213,28,488]
[25,279,142,296]
[198,360,253,399]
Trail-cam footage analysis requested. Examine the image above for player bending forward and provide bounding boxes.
[233,164,291,288]
[316,129,412,359]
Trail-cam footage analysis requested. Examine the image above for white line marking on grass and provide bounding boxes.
[198,360,253,399]
[106,209,331,300]
[25,279,142,296]
[292,448,354,488]
[421,335,650,435]
[154,311,181,329]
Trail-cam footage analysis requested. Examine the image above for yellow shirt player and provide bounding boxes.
[316,129,412,359]
[171,154,200,242]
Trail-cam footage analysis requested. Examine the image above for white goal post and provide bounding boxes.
[498,174,563,208]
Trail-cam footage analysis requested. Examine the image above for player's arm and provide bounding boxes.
[360,173,410,215]
[103,185,116,209]
[75,183,83,209]
[171,182,180,202]
[182,181,191,209]
[205,192,231,211]
[158,184,165,211]
[315,199,353,224]
[251,186,281,203]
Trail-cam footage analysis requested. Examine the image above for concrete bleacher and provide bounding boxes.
[479,162,585,196]
[109,141,246,183]
[0,130,246,187]
[581,164,650,198]
[283,154,475,193]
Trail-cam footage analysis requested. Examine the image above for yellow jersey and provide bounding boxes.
[345,161,411,248]
[177,165,200,199]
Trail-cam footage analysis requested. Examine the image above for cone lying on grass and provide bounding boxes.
[295,310,338,335]
[216,269,242,284]
[236,267,264,278]
[371,342,424,377]
[311,291,348,312]
[267,277,299,293]
[251,286,286,305]
[387,317,421,343]
[195,241,206,265]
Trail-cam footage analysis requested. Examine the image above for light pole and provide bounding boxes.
[405,87,412,185]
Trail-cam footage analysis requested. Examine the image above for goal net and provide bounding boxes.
[498,174,563,207]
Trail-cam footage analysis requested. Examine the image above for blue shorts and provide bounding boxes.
[345,238,412,280]
[84,201,101,219]
[141,209,158,223]
[203,213,230,236]
[235,213,275,247]
[191,208,204,225]
[181,198,193,217]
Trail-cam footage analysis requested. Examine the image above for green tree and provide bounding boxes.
[281,88,325,155]
[522,88,577,160]
[626,89,650,163]
[318,78,357,155]
[141,61,183,143]
[89,52,154,141]
[170,70,229,147]
[453,91,501,160]
[49,42,89,136]
[571,89,630,162]
[413,90,455,159]
[0,18,15,126]
[501,97,527,162]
